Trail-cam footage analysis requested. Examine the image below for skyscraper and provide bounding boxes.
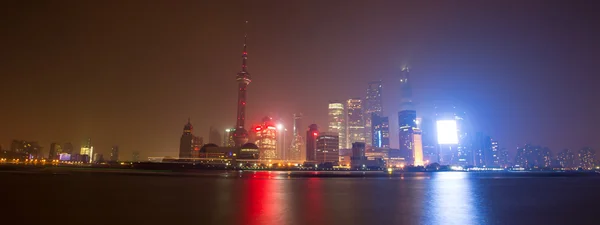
[398,67,417,162]
[80,138,92,162]
[347,98,365,148]
[179,119,193,158]
[255,117,277,159]
[578,147,596,169]
[557,149,575,169]
[371,114,390,148]
[289,113,304,161]
[232,22,252,147]
[316,132,340,163]
[412,128,424,166]
[306,124,319,162]
[364,81,383,147]
[49,143,62,160]
[110,145,119,162]
[328,102,346,149]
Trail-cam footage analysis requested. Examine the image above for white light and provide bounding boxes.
[436,120,459,144]
[277,124,283,130]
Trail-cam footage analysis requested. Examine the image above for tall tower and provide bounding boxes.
[328,102,346,149]
[398,67,417,163]
[179,119,193,158]
[233,21,252,147]
[347,98,365,148]
[306,124,319,162]
[364,81,383,147]
[289,113,304,161]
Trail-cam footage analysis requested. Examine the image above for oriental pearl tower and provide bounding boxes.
[233,21,252,147]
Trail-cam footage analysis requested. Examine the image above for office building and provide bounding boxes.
[255,117,277,159]
[179,119,193,158]
[306,124,319,161]
[398,67,416,163]
[412,128,424,166]
[328,102,346,149]
[110,146,119,162]
[364,81,383,147]
[80,138,92,162]
[347,98,365,148]
[232,26,252,147]
[49,143,62,160]
[289,113,304,161]
[316,132,340,163]
[371,114,390,148]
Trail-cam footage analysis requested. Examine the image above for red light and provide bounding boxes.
[313,132,318,136]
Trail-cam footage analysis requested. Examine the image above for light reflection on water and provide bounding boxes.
[426,172,482,225]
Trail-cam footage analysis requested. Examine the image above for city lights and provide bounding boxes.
[436,120,459,144]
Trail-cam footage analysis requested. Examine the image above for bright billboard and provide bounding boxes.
[436,120,459,144]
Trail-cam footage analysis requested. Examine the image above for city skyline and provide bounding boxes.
[1,1,599,159]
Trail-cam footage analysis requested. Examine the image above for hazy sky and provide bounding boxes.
[1,0,599,159]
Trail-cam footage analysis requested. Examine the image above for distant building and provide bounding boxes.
[347,98,365,148]
[398,67,416,163]
[255,116,277,160]
[350,142,384,169]
[11,140,43,159]
[289,113,304,161]
[515,144,552,168]
[498,148,509,167]
[93,153,104,163]
[316,132,339,163]
[63,143,74,154]
[364,81,383,148]
[223,128,236,147]
[208,127,222,147]
[578,147,596,169]
[132,151,140,162]
[49,143,62,160]
[110,146,119,162]
[80,138,92,163]
[192,136,203,158]
[306,124,319,161]
[412,128,424,166]
[179,119,194,158]
[557,149,576,169]
[371,114,390,148]
[328,102,346,149]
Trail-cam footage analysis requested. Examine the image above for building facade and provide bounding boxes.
[364,81,383,147]
[289,113,304,161]
[328,102,346,149]
[306,124,319,161]
[49,143,62,160]
[316,132,340,163]
[578,147,596,169]
[371,114,390,148]
[412,128,424,166]
[179,120,194,158]
[110,146,119,162]
[255,117,278,160]
[347,98,365,148]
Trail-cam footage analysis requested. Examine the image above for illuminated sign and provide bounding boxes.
[436,120,459,144]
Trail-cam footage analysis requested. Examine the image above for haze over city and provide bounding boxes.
[1,0,598,159]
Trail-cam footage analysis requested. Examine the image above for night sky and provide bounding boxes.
[1,0,598,159]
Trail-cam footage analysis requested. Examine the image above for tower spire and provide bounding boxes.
[241,21,248,73]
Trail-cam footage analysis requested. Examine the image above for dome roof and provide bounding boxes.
[241,143,258,149]
[200,143,219,152]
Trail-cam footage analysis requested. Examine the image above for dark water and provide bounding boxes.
[3,170,600,225]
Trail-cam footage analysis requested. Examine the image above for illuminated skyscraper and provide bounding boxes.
[557,149,576,168]
[289,113,304,161]
[347,98,365,148]
[371,114,390,148]
[255,117,277,159]
[179,119,193,158]
[398,67,416,162]
[412,128,424,166]
[306,124,319,161]
[316,132,340,163]
[578,147,596,169]
[328,102,346,149]
[364,81,383,147]
[80,138,92,163]
[232,21,252,147]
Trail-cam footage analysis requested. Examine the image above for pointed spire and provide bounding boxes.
[241,20,249,73]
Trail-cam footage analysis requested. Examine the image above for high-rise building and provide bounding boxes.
[179,119,193,158]
[289,113,304,161]
[412,128,424,166]
[398,67,417,163]
[364,81,383,147]
[328,102,346,149]
[498,148,509,167]
[80,138,92,162]
[490,140,500,166]
[232,23,252,147]
[223,128,236,147]
[93,153,104,163]
[49,143,62,160]
[515,144,552,168]
[306,124,319,161]
[578,147,596,169]
[11,140,43,160]
[110,145,119,162]
[371,114,390,148]
[557,149,575,169]
[316,132,340,163]
[347,98,365,148]
[255,117,277,159]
